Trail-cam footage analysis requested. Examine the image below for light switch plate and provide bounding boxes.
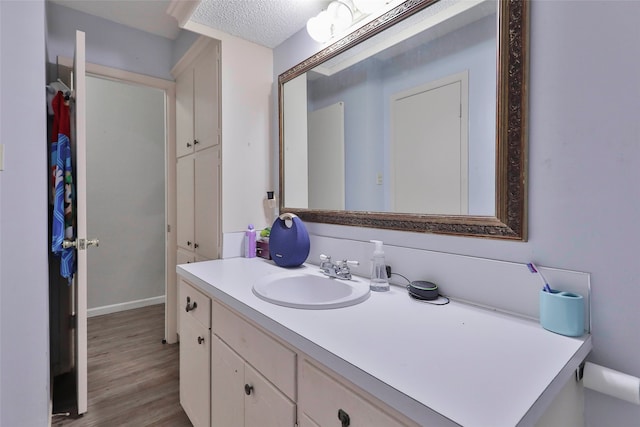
[0,144,4,171]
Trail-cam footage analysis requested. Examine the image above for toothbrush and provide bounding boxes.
[527,263,553,292]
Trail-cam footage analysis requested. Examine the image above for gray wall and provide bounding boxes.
[86,76,166,310]
[0,1,50,425]
[274,1,640,426]
[46,1,175,80]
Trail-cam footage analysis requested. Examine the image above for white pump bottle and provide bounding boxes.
[369,240,389,292]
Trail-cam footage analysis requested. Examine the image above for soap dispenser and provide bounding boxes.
[369,240,389,292]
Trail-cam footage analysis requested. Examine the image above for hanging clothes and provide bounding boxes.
[51,91,76,283]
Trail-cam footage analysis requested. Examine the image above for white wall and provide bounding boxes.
[184,22,275,235]
[86,76,166,310]
[0,1,50,425]
[274,1,640,426]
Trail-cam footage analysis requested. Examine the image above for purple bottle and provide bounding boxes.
[244,224,256,258]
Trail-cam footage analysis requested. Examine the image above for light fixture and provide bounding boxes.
[307,0,356,43]
[306,10,333,43]
[328,0,354,32]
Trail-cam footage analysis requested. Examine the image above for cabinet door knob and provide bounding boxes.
[197,336,205,344]
[185,297,198,312]
[187,241,192,247]
[186,142,192,148]
[338,409,350,427]
[194,243,199,249]
[244,384,254,395]
[194,139,199,145]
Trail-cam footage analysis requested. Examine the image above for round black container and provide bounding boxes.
[408,280,439,301]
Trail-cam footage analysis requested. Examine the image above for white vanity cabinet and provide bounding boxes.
[299,359,419,427]
[178,278,211,427]
[177,259,593,427]
[211,300,296,427]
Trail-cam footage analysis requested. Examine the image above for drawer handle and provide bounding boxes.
[197,336,205,344]
[338,409,350,427]
[185,297,198,312]
[244,384,254,396]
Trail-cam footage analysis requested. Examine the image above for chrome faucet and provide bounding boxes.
[319,254,359,280]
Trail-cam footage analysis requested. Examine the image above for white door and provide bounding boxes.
[391,72,469,215]
[72,30,90,415]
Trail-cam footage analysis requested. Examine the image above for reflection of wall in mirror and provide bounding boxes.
[308,102,345,210]
[307,13,497,215]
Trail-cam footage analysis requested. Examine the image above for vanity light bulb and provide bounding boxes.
[307,11,333,43]
[328,1,353,32]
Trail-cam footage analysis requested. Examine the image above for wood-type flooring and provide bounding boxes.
[52,304,192,427]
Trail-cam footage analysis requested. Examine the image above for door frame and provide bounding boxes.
[58,57,178,344]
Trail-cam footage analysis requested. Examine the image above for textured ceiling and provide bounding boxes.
[190,0,331,48]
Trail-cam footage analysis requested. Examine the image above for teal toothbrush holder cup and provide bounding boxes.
[539,290,584,337]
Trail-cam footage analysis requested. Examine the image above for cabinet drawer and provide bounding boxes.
[300,360,411,427]
[212,300,296,400]
[179,278,211,328]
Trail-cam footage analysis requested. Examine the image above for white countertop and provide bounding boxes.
[177,257,592,427]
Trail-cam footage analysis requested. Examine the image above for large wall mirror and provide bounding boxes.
[279,0,528,240]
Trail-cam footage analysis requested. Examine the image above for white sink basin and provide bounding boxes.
[252,271,370,309]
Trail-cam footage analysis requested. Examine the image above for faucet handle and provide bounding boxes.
[319,254,333,271]
[338,260,359,267]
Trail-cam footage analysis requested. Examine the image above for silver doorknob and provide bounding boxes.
[62,239,77,249]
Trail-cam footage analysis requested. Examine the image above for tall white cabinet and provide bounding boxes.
[174,38,221,265]
[172,37,221,424]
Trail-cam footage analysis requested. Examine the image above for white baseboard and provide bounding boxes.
[88,295,165,318]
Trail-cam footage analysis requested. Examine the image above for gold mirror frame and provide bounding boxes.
[278,0,528,240]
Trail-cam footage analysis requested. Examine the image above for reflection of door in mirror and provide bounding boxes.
[308,102,345,210]
[391,71,468,215]
[283,74,309,208]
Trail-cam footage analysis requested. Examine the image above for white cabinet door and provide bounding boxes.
[176,155,195,251]
[245,364,296,427]
[300,360,411,427]
[177,248,196,265]
[211,335,245,427]
[194,146,220,260]
[212,335,296,427]
[194,44,219,151]
[176,67,195,158]
[180,312,210,427]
